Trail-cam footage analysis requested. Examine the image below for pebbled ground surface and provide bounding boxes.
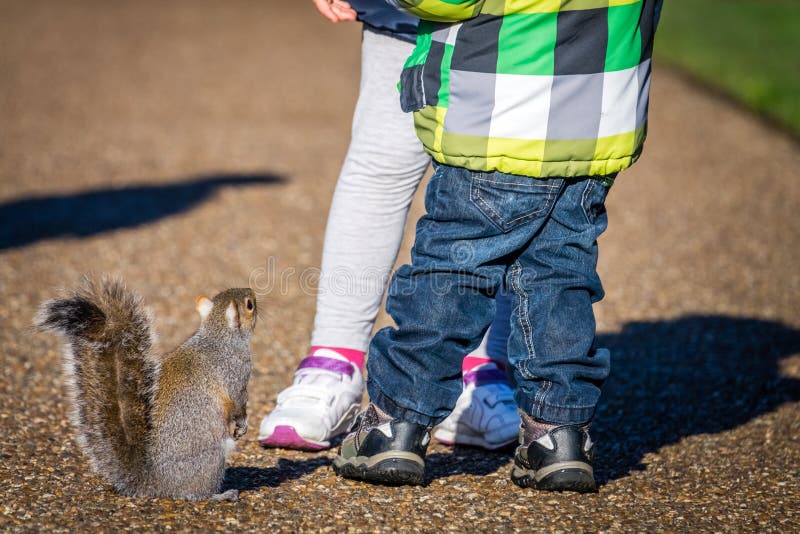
[1,1,799,532]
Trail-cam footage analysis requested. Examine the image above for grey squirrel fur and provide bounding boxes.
[35,277,256,501]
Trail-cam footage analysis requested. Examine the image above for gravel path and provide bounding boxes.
[2,1,798,531]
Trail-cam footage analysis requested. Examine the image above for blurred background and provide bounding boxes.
[656,0,799,137]
[1,1,799,531]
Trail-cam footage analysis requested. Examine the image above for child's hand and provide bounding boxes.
[312,0,357,23]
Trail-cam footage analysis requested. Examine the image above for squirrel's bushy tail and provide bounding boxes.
[36,277,158,495]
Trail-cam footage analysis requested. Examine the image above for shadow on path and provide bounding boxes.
[593,315,800,484]
[426,445,515,483]
[0,173,285,250]
[421,315,800,485]
[223,457,331,493]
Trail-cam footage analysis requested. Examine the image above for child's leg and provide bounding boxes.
[258,30,429,450]
[506,178,611,425]
[507,177,613,493]
[311,29,430,354]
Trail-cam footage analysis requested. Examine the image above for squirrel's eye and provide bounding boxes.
[245,298,253,311]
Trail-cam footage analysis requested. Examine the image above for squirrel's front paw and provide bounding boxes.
[233,419,248,439]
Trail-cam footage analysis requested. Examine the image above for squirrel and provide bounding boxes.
[35,277,257,501]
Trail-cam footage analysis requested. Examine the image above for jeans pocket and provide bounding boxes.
[470,173,563,232]
[580,178,612,225]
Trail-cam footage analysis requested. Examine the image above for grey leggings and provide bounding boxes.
[310,29,430,351]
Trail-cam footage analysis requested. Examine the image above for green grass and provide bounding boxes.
[654,0,800,135]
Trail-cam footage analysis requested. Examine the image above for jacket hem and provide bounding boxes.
[425,149,641,179]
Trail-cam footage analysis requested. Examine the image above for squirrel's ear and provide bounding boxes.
[195,295,213,321]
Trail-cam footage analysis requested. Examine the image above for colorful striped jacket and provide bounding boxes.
[390,0,662,178]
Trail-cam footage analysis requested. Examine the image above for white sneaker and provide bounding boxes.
[434,364,520,450]
[258,349,363,450]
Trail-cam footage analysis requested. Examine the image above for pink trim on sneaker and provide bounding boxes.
[259,425,327,451]
[310,346,365,369]
[462,355,505,373]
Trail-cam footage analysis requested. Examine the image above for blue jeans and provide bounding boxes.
[366,164,613,426]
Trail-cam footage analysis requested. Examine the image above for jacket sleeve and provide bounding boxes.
[386,0,485,22]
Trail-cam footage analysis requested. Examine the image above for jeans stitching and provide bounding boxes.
[526,184,556,226]
[510,260,550,413]
[474,176,559,188]
[510,260,535,366]
[581,179,596,225]
[537,380,553,416]
[471,178,505,230]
